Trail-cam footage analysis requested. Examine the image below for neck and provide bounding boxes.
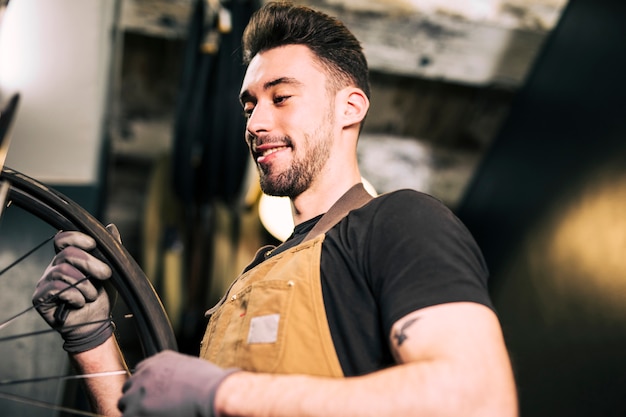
[290,167,362,226]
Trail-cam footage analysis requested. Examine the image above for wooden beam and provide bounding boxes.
[119,0,193,38]
[307,1,553,87]
[118,0,562,87]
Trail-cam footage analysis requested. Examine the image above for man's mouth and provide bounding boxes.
[253,138,292,162]
[258,146,289,158]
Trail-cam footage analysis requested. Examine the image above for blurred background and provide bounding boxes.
[1,0,626,415]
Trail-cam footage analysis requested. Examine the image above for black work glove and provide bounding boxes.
[32,224,120,353]
[118,350,239,417]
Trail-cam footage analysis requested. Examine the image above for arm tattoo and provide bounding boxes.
[393,317,420,347]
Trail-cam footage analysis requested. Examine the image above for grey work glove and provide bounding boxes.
[118,350,239,417]
[32,224,120,353]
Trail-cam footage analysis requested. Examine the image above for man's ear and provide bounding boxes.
[338,87,369,128]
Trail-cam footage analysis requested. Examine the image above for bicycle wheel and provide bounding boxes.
[0,167,177,416]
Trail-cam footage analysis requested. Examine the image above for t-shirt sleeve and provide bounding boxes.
[365,190,493,336]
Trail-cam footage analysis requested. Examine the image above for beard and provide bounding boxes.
[258,120,333,198]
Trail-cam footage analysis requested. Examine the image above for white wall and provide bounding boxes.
[0,0,116,184]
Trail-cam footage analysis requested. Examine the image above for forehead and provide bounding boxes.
[240,44,327,95]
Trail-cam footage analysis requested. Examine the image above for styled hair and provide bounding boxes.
[242,1,371,99]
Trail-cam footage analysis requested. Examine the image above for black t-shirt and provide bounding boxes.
[249,189,492,377]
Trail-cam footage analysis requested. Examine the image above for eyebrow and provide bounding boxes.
[239,77,303,104]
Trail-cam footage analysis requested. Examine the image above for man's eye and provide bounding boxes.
[274,95,290,105]
[242,105,254,117]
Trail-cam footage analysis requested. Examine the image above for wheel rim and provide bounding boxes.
[0,167,177,415]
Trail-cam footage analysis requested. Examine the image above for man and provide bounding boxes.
[33,2,518,416]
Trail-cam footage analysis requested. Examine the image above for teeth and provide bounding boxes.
[261,146,288,157]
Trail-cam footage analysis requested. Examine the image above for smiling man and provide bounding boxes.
[239,43,364,222]
[34,2,518,416]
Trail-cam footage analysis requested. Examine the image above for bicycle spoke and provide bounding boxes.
[0,276,90,331]
[0,370,128,386]
[0,233,54,277]
[0,327,56,342]
[0,391,107,417]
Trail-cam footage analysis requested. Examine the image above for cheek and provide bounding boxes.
[290,107,329,133]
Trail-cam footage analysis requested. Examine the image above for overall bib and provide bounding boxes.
[199,184,373,377]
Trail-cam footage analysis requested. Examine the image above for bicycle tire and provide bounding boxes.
[1,166,177,356]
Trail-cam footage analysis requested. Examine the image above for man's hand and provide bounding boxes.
[118,350,239,417]
[32,225,120,353]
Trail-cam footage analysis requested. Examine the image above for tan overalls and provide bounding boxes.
[199,184,373,377]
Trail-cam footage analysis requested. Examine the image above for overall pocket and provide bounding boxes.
[201,279,295,372]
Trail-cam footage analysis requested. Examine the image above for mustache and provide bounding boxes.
[248,134,293,151]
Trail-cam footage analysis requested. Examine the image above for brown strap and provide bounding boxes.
[303,183,374,243]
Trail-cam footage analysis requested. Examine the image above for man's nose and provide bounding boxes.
[246,101,273,137]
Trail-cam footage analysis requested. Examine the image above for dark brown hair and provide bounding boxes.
[242,1,371,98]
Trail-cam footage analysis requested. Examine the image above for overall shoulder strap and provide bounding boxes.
[303,183,374,243]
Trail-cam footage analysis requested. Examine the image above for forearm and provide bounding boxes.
[216,361,518,417]
[70,336,128,417]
